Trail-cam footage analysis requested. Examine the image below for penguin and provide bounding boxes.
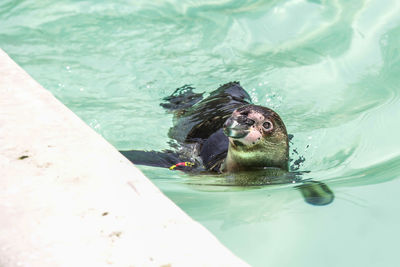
[120,82,334,205]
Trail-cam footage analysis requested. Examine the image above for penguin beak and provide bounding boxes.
[223,117,250,139]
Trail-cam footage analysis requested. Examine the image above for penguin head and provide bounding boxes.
[223,104,289,171]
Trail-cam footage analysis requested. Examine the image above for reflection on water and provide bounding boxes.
[2,0,400,266]
[186,169,335,206]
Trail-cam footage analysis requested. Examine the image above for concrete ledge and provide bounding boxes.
[0,49,249,267]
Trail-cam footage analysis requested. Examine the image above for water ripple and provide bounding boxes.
[1,0,400,190]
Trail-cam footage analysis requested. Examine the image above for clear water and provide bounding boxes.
[2,0,400,266]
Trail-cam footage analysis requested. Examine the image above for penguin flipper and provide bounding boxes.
[160,85,204,112]
[296,181,335,206]
[120,150,182,168]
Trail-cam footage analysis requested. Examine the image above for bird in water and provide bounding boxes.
[120,82,334,205]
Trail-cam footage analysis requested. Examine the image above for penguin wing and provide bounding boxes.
[199,129,229,172]
[168,82,252,143]
[160,84,204,112]
[120,150,182,168]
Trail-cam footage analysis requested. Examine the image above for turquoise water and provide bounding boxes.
[2,0,400,265]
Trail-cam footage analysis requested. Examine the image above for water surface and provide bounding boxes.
[2,0,400,266]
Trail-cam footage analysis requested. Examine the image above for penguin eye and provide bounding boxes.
[263,121,273,131]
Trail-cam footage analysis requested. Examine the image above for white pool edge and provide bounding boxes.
[0,48,249,267]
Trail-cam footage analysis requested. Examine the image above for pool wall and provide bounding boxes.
[0,48,249,267]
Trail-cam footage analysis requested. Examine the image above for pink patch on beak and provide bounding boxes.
[230,128,262,146]
[244,130,262,143]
